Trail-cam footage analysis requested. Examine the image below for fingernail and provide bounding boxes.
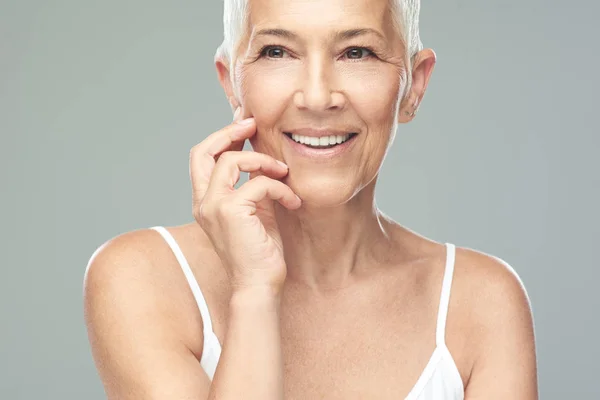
[276,160,288,169]
[237,117,255,126]
[233,107,241,121]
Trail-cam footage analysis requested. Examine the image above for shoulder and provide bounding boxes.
[83,226,206,357]
[85,228,160,270]
[83,228,216,397]
[83,224,217,295]
[83,228,173,297]
[452,245,533,323]
[452,245,537,393]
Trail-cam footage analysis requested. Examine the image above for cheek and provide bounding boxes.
[341,66,401,124]
[239,64,293,123]
[237,66,296,154]
[341,67,402,169]
[237,66,294,153]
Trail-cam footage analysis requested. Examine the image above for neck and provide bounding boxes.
[275,182,395,292]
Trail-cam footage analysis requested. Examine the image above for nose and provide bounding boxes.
[293,57,346,113]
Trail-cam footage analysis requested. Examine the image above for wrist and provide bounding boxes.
[229,285,282,310]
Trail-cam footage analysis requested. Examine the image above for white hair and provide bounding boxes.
[214,0,423,88]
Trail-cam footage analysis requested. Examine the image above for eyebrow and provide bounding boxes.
[253,27,386,42]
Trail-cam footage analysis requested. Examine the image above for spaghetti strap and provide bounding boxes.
[150,226,222,380]
[150,226,215,336]
[436,243,456,347]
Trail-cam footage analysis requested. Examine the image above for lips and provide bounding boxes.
[281,129,359,160]
[283,132,358,148]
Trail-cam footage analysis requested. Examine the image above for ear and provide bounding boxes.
[215,58,240,113]
[398,48,437,123]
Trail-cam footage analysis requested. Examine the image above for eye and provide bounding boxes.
[344,47,375,60]
[259,45,289,59]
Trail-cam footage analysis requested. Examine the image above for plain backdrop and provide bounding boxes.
[1,0,599,398]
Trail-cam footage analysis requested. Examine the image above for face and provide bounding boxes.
[218,0,435,207]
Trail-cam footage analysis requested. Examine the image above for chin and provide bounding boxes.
[284,174,357,208]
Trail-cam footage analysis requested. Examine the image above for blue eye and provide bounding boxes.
[257,45,376,61]
[344,47,374,60]
[260,46,287,59]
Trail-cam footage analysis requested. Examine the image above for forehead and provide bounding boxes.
[248,0,393,33]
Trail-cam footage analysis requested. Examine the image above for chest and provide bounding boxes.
[183,238,468,398]
[277,291,442,399]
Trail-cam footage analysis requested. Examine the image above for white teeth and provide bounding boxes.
[290,133,353,146]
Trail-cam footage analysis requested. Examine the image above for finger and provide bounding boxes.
[207,151,289,195]
[235,175,301,211]
[227,104,254,152]
[190,117,256,199]
[228,106,245,152]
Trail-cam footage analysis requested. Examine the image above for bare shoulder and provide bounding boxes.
[84,228,169,285]
[83,228,172,316]
[83,226,208,355]
[83,227,210,399]
[452,246,538,398]
[453,246,533,326]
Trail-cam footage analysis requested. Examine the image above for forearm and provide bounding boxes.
[207,287,284,400]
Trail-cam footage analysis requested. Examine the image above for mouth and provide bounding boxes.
[283,132,358,149]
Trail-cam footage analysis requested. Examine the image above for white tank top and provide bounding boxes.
[151,226,464,399]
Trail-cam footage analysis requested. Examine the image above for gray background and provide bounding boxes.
[1,0,598,398]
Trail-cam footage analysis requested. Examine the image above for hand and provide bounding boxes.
[189,111,301,296]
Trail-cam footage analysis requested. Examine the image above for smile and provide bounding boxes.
[283,132,358,149]
[281,130,359,160]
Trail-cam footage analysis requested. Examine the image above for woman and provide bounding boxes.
[83,0,538,399]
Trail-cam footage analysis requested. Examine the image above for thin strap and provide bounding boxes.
[150,226,215,336]
[436,243,456,347]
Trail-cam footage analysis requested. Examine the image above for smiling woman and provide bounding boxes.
[215,0,424,205]
[83,0,538,399]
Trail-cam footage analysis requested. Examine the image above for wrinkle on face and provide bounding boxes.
[212,0,437,286]
[235,0,407,81]
[226,0,410,205]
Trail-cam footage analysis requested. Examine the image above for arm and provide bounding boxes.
[83,232,211,399]
[83,231,284,400]
[463,255,538,399]
[208,287,284,400]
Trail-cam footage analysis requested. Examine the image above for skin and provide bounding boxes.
[83,0,538,398]
[217,0,432,288]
